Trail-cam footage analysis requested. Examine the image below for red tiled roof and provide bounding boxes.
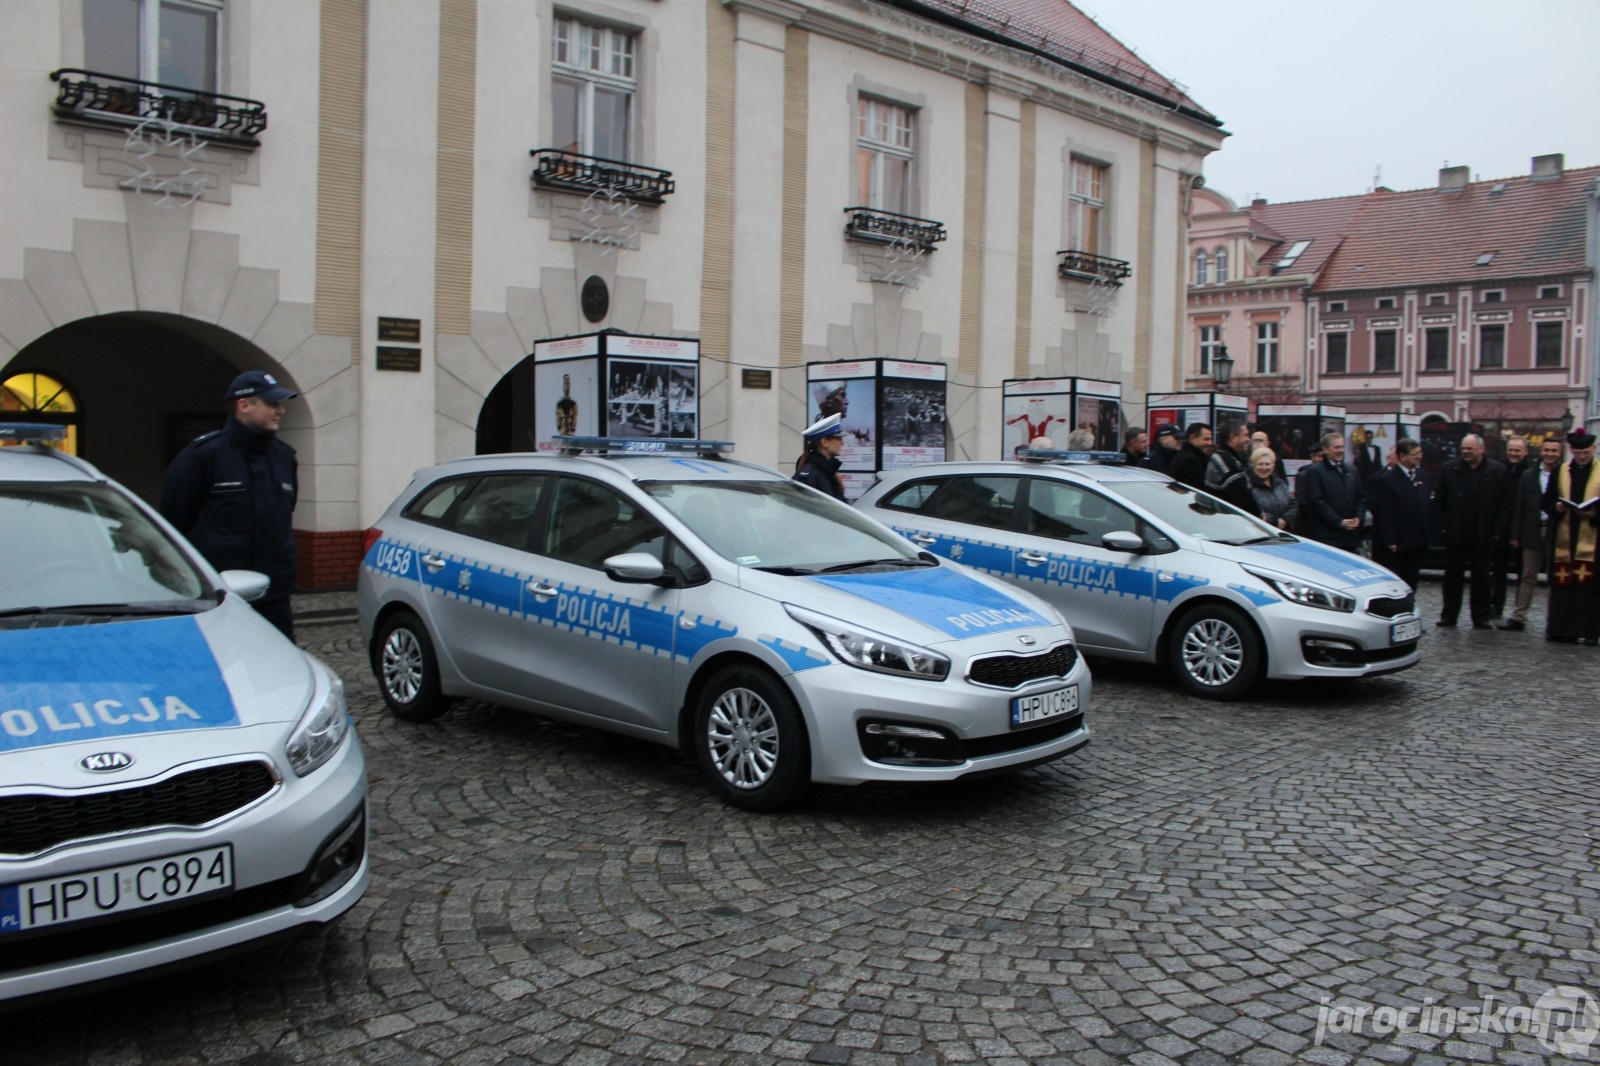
[899,0,1217,122]
[1248,195,1365,277]
[1312,167,1600,292]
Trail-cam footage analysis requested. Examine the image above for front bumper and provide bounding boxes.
[0,731,369,1003]
[1257,604,1422,681]
[789,642,1093,786]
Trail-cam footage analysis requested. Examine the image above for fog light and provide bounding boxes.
[1301,636,1363,667]
[858,720,963,766]
[295,803,366,907]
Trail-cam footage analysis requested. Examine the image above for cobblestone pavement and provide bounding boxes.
[11,581,1599,1066]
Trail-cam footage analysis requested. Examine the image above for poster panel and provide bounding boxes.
[1255,406,1323,476]
[838,472,877,503]
[604,335,699,361]
[534,357,599,451]
[880,372,947,469]
[606,359,683,439]
[1004,392,1072,456]
[1346,414,1401,482]
[807,362,877,471]
[1072,395,1122,451]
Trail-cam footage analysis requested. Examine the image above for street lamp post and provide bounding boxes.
[1212,344,1234,388]
[1560,408,1575,435]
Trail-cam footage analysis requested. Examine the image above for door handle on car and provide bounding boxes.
[526,580,558,600]
[421,553,447,572]
[908,532,937,546]
[1018,550,1049,566]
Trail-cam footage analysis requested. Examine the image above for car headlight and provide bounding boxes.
[1243,566,1355,613]
[785,604,950,681]
[286,661,352,777]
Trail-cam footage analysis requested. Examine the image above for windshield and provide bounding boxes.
[0,480,209,614]
[642,479,922,572]
[1107,480,1281,544]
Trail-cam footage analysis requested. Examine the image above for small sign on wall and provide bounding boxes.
[378,317,422,343]
[376,346,422,372]
[741,369,772,390]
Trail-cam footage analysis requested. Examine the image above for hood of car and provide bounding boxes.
[0,599,314,762]
[792,563,1062,645]
[1202,537,1406,596]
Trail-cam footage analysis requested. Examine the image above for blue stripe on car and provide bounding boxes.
[807,566,1046,637]
[1246,540,1396,587]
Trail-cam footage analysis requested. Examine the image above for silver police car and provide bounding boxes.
[357,438,1091,810]
[856,454,1422,700]
[0,427,367,1003]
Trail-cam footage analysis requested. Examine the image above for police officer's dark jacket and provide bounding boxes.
[794,452,845,500]
[160,415,298,600]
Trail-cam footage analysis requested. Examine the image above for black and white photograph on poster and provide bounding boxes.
[667,364,699,438]
[880,377,947,468]
[1072,397,1122,452]
[1254,409,1322,476]
[807,376,877,471]
[1003,393,1071,455]
[606,360,680,438]
[534,358,599,451]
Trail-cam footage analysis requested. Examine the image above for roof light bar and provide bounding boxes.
[1018,448,1126,464]
[554,436,735,457]
[0,423,70,444]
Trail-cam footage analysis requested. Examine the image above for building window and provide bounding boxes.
[1479,323,1505,368]
[1067,159,1108,256]
[1214,248,1228,284]
[1539,285,1562,300]
[1426,293,1448,306]
[0,371,81,455]
[1194,250,1208,286]
[1274,239,1311,271]
[1535,321,1564,367]
[1198,325,1221,376]
[1327,300,1346,313]
[1324,332,1349,374]
[1254,321,1279,374]
[552,16,637,161]
[85,0,222,92]
[1376,297,1396,310]
[1424,327,1451,371]
[856,97,914,213]
[1481,290,1504,303]
[1373,329,1397,372]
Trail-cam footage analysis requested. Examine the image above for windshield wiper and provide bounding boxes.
[1223,534,1292,546]
[0,601,207,619]
[817,557,932,574]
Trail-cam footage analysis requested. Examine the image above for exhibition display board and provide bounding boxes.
[1254,403,1348,477]
[532,332,700,450]
[1144,391,1250,440]
[1344,412,1424,483]
[807,360,947,499]
[1003,378,1123,458]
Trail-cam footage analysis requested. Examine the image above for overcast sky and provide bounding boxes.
[1078,0,1600,205]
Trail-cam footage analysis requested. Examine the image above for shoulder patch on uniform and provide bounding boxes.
[188,430,223,447]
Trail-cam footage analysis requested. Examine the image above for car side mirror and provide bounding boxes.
[219,569,272,603]
[1100,530,1145,553]
[604,552,667,583]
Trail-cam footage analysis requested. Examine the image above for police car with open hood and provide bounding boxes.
[855,451,1422,700]
[357,438,1091,810]
[0,426,367,1003]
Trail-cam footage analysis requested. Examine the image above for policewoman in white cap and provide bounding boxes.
[793,413,846,500]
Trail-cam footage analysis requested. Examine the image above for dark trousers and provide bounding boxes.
[1373,544,1423,592]
[256,596,296,641]
[1441,544,1494,624]
[1489,542,1514,616]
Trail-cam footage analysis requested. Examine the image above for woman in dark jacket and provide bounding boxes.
[1247,447,1297,531]
[793,413,846,500]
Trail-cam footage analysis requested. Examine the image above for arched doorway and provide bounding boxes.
[0,371,81,454]
[2,312,292,505]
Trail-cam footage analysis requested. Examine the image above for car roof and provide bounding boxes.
[0,443,103,483]
[411,449,789,486]
[872,459,1171,486]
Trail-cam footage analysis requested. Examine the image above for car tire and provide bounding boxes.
[374,611,450,722]
[694,664,808,811]
[1168,603,1262,700]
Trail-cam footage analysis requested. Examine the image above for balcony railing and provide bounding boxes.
[843,207,948,250]
[50,69,268,148]
[530,149,675,204]
[1057,250,1132,285]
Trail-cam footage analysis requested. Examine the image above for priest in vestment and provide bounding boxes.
[1543,427,1600,644]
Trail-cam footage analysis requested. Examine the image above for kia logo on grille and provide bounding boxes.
[1017,634,1037,646]
[79,751,133,773]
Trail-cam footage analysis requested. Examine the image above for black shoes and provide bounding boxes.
[1471,621,1493,630]
[1435,619,1456,628]
[1496,619,1525,631]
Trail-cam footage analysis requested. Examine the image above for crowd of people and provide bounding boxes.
[1118,419,1600,646]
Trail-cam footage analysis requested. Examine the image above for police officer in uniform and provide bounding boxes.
[160,371,300,638]
[792,413,846,500]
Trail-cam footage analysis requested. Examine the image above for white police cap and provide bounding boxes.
[802,413,844,442]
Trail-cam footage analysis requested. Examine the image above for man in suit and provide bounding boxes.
[1166,422,1213,491]
[1490,435,1531,618]
[1432,433,1510,629]
[1297,432,1366,550]
[1368,438,1431,590]
[1498,437,1563,631]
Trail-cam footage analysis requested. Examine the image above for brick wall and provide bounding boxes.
[296,529,365,590]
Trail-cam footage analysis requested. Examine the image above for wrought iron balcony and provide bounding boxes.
[1057,250,1132,285]
[843,207,948,250]
[50,69,268,148]
[530,149,675,204]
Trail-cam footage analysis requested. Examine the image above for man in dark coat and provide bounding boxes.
[1166,422,1212,491]
[1144,423,1181,473]
[1490,435,1531,618]
[1368,437,1431,590]
[1121,427,1149,468]
[1204,419,1263,516]
[161,370,300,638]
[1499,437,1562,631]
[1297,432,1366,550]
[1431,433,1510,629]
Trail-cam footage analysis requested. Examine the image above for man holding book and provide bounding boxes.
[1542,426,1600,644]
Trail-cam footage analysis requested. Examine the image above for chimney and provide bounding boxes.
[1251,197,1268,206]
[1439,165,1470,192]
[1531,153,1564,182]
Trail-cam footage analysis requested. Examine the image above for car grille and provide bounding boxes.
[0,761,278,857]
[967,644,1077,689]
[1366,594,1415,619]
